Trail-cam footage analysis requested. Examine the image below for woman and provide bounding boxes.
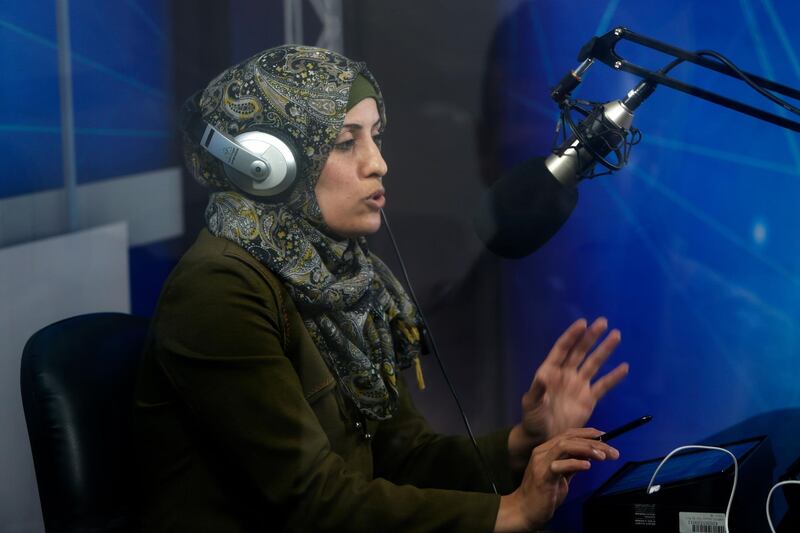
[134,45,629,532]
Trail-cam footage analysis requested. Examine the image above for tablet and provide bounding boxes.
[598,438,761,497]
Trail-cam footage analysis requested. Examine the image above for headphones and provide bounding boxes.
[181,91,301,198]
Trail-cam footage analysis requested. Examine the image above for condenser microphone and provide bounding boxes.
[474,157,579,259]
[474,81,655,259]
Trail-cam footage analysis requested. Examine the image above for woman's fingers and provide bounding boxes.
[548,437,619,461]
[564,317,608,368]
[590,362,630,399]
[535,430,620,476]
[550,458,592,475]
[546,426,604,441]
[543,318,587,367]
[579,328,622,379]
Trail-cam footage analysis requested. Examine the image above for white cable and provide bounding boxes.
[766,479,800,533]
[646,445,738,533]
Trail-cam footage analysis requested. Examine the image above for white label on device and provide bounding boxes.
[633,504,656,526]
[678,512,726,532]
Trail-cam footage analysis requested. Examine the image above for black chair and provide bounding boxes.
[21,313,150,533]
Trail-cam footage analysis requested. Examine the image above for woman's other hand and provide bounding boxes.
[495,428,619,532]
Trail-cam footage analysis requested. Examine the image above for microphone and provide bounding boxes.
[473,157,578,259]
[474,80,655,259]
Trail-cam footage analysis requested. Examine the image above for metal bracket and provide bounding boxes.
[579,27,800,133]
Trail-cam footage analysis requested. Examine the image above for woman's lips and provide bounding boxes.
[364,189,386,209]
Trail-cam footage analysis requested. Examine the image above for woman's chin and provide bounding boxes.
[326,214,382,238]
[348,217,382,238]
[351,220,382,237]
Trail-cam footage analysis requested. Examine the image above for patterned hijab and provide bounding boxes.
[183,45,422,420]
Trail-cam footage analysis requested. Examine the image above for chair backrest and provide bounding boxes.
[21,313,150,533]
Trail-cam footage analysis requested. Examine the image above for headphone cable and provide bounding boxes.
[379,209,499,495]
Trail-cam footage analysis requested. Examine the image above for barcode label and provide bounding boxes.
[679,512,725,533]
[690,524,724,533]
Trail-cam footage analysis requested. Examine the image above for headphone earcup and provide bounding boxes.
[179,89,302,200]
[221,130,301,199]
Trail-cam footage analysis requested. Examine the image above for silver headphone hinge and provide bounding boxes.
[249,160,270,181]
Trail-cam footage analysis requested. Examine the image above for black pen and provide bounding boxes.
[596,415,653,442]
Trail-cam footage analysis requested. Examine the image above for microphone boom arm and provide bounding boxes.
[579,27,800,133]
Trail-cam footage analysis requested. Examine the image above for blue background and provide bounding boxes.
[0,1,176,317]
[0,1,172,198]
[0,4,63,196]
[491,0,800,527]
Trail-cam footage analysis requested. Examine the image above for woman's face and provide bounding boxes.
[315,97,387,237]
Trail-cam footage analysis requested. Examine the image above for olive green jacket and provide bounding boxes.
[134,230,516,532]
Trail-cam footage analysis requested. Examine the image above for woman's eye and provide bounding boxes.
[372,133,383,149]
[333,139,355,151]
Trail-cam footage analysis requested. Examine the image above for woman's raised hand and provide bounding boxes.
[508,317,629,470]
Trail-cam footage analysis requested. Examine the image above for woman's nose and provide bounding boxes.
[363,137,388,178]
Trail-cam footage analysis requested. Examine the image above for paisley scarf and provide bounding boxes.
[183,45,422,420]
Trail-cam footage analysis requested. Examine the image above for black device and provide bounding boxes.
[584,436,774,533]
[777,456,800,532]
[597,415,653,443]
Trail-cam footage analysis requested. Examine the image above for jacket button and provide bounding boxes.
[364,433,373,440]
[354,421,363,430]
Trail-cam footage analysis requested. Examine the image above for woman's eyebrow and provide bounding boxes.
[340,120,382,131]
